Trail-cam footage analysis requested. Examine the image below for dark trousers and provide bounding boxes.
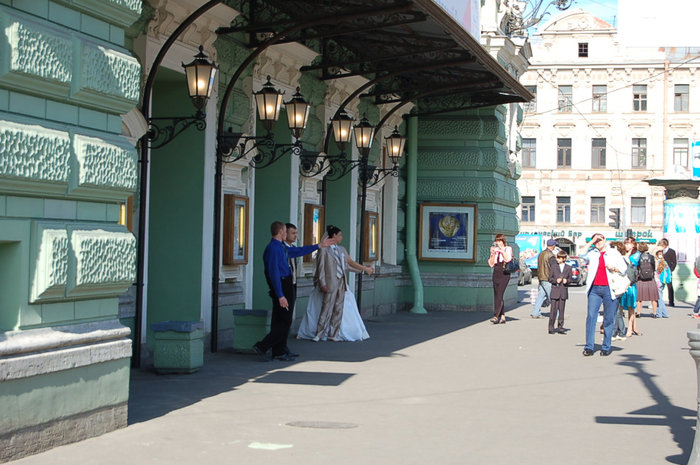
[257,276,295,356]
[548,298,566,332]
[667,280,675,305]
[492,265,509,318]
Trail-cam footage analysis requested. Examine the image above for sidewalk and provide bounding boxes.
[9,285,699,465]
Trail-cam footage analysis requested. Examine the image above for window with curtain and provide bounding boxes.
[592,85,607,112]
[631,197,646,224]
[522,138,536,168]
[631,138,647,169]
[673,138,689,167]
[558,85,572,112]
[557,138,572,168]
[556,196,571,223]
[591,138,606,168]
[590,197,605,224]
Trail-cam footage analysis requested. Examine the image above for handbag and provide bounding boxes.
[609,273,630,297]
[504,259,519,274]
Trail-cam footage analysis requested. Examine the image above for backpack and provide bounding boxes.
[637,253,655,281]
[625,258,638,284]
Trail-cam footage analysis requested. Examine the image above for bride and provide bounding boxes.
[297,227,372,342]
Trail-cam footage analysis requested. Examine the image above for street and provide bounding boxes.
[9,282,699,465]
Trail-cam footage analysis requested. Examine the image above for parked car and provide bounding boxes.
[518,260,532,286]
[566,257,588,286]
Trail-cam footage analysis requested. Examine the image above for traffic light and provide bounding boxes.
[608,208,620,229]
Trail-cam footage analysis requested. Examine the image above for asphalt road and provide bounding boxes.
[9,282,700,465]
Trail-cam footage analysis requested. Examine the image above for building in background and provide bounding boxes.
[517,8,698,252]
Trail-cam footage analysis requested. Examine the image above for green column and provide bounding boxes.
[406,116,426,314]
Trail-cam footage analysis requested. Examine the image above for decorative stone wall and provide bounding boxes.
[402,108,519,311]
[0,0,141,460]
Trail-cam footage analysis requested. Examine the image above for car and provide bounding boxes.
[518,260,532,286]
[566,257,588,286]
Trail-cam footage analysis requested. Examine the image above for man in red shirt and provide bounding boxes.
[578,233,627,356]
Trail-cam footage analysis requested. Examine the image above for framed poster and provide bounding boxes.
[303,203,325,263]
[418,203,477,262]
[223,194,249,265]
[363,211,379,262]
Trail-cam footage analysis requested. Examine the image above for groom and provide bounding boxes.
[314,225,347,342]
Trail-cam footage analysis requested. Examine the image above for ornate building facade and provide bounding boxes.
[518,9,698,253]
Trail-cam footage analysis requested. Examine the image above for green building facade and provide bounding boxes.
[0,0,531,461]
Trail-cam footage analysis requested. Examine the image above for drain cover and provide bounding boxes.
[286,421,358,429]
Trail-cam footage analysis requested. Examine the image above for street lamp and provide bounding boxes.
[146,45,218,149]
[253,75,284,132]
[330,110,355,149]
[182,45,218,111]
[384,126,406,165]
[353,115,375,155]
[285,87,311,140]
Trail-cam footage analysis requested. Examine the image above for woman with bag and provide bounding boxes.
[622,237,641,337]
[636,242,658,318]
[610,242,629,341]
[488,233,512,324]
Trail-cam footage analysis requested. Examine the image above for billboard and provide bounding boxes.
[515,233,542,261]
[693,141,700,180]
[432,0,481,40]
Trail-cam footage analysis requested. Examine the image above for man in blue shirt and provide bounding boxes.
[253,221,333,361]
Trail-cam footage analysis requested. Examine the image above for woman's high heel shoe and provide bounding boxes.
[490,317,499,324]
[499,316,506,324]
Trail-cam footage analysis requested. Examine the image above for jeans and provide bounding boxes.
[613,302,627,337]
[586,285,617,352]
[657,284,669,318]
[694,296,700,315]
[531,281,552,317]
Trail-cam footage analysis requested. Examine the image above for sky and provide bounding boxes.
[569,0,618,26]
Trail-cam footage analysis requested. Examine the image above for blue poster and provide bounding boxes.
[428,212,469,252]
[515,234,542,261]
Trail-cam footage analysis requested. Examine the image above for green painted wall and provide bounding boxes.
[147,70,205,347]
[252,111,294,309]
[404,105,519,311]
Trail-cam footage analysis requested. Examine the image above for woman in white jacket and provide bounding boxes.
[578,233,627,357]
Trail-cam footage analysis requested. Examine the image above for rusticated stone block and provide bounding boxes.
[70,134,137,199]
[30,224,68,302]
[0,120,70,191]
[1,19,73,94]
[151,321,204,374]
[67,227,136,298]
[73,44,140,110]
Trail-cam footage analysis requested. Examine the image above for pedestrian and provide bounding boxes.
[659,238,677,306]
[621,237,641,337]
[548,250,571,335]
[636,242,658,319]
[578,233,627,356]
[692,254,700,319]
[253,221,333,362]
[488,233,513,324]
[655,249,670,318]
[610,242,628,341]
[531,239,558,319]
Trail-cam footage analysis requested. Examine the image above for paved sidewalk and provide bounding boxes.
[10,285,700,465]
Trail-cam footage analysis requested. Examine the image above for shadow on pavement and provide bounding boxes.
[128,309,495,425]
[594,353,695,464]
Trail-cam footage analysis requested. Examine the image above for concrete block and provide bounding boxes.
[41,301,75,324]
[46,100,78,125]
[6,196,43,218]
[78,107,107,131]
[9,92,45,119]
[76,201,106,221]
[80,14,110,41]
[44,199,76,220]
[109,25,124,46]
[232,309,271,352]
[0,89,8,110]
[48,1,81,30]
[151,321,204,374]
[12,0,49,17]
[107,114,123,134]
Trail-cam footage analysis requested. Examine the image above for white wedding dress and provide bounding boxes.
[296,287,370,342]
